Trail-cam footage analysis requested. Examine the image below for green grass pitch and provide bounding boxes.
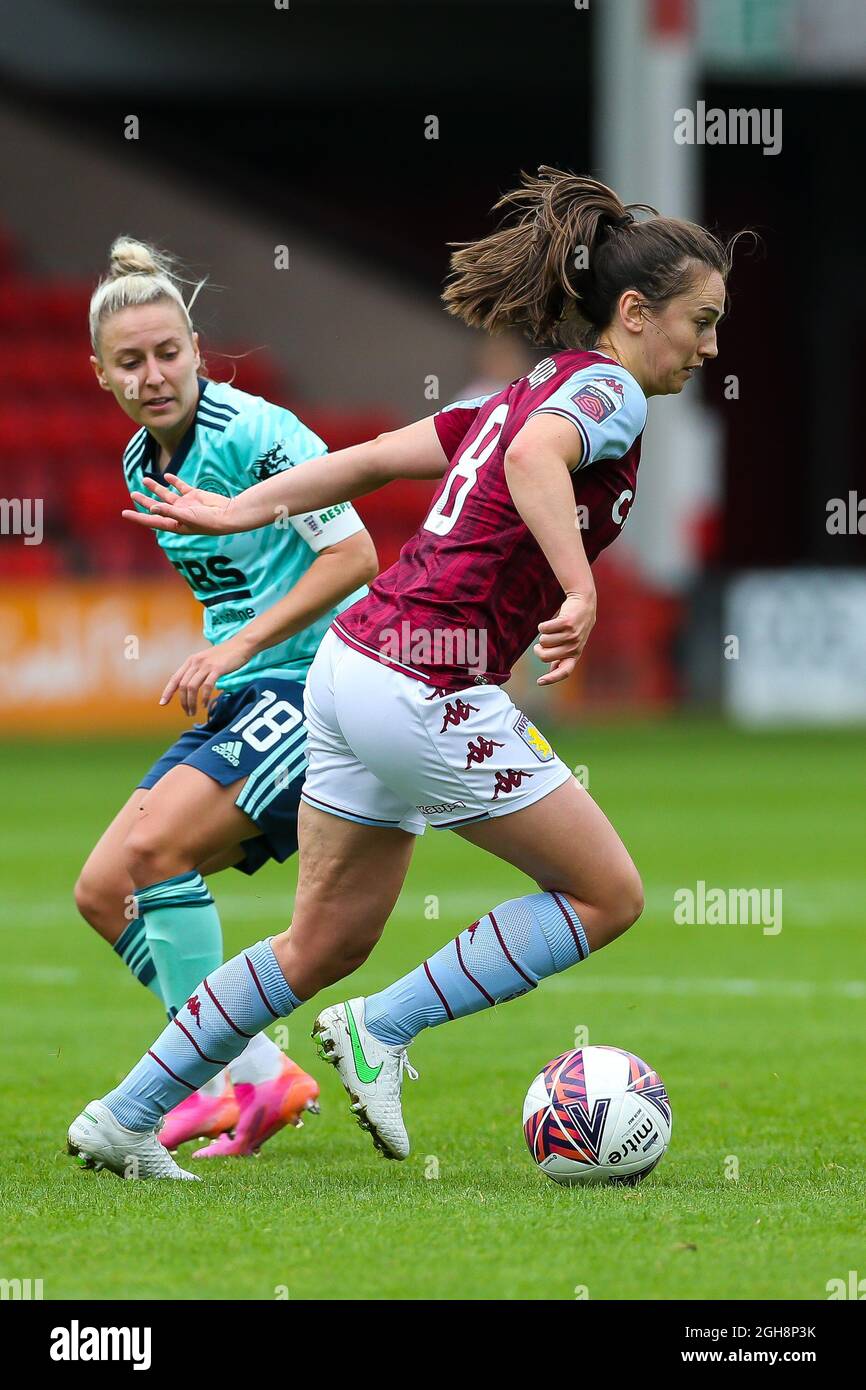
[0,722,863,1301]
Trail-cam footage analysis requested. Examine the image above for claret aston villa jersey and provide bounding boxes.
[335,350,647,690]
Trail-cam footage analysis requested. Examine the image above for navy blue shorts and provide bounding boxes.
[138,676,308,876]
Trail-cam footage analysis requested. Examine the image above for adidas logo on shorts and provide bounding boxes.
[213,740,243,768]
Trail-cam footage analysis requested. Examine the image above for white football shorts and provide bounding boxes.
[301,628,574,834]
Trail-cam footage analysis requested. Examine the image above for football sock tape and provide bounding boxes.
[113,917,163,1005]
[137,872,223,1020]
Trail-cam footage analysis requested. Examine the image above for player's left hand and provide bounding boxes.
[123,474,236,535]
[160,636,251,717]
[534,591,597,686]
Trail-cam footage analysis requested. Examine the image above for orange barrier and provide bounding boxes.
[0,583,203,733]
[0,564,681,736]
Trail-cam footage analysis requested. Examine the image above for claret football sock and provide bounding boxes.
[363,891,590,1047]
[113,917,164,1004]
[137,872,224,1019]
[102,938,302,1131]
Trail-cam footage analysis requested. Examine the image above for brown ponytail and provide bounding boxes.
[442,166,734,348]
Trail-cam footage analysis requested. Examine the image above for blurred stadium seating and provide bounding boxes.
[0,220,434,580]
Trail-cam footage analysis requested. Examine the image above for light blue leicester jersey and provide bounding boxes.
[122,378,367,692]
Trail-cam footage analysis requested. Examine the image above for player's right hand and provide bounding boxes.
[533,590,597,686]
[160,635,250,717]
[122,473,235,535]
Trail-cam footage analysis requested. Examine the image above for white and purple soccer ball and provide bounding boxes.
[523,1045,672,1186]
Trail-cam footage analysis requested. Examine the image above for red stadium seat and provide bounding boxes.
[0,280,88,333]
[301,409,399,453]
[0,539,63,579]
[67,461,131,538]
[0,227,404,581]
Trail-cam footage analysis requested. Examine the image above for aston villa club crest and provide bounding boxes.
[513,713,554,763]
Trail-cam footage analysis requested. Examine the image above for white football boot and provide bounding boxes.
[312,998,418,1160]
[67,1099,200,1181]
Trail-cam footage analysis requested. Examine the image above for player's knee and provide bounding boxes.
[122,824,184,887]
[73,870,101,927]
[607,866,645,937]
[74,868,118,935]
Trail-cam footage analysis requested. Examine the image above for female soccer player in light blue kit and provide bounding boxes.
[74,238,376,1163]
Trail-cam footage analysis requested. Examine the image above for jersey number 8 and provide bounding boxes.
[423,404,509,537]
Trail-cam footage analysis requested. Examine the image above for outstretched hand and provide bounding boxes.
[122,474,235,535]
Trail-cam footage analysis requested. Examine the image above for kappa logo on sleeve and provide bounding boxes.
[571,379,623,424]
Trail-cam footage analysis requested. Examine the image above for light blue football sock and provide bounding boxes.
[364,891,590,1046]
[137,872,223,1020]
[113,918,163,1004]
[102,938,302,1130]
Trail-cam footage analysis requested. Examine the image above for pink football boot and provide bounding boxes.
[158,1079,239,1151]
[192,1057,320,1158]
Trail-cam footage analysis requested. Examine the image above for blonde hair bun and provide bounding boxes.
[107,236,173,280]
[90,236,205,354]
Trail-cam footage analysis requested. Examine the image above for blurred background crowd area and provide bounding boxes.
[0,0,864,730]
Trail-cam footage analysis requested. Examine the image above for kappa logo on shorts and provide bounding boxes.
[213,740,243,768]
[513,714,554,763]
[440,699,478,733]
[465,736,504,768]
[492,769,534,800]
[187,995,202,1028]
[416,800,467,815]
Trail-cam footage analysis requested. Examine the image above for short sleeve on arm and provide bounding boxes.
[222,398,365,552]
[433,394,495,461]
[220,398,328,482]
[527,366,647,471]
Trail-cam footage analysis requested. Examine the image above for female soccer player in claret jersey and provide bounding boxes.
[69,171,732,1178]
[73,238,376,1169]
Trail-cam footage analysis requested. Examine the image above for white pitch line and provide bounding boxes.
[543,974,865,1000]
[2,963,862,1002]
